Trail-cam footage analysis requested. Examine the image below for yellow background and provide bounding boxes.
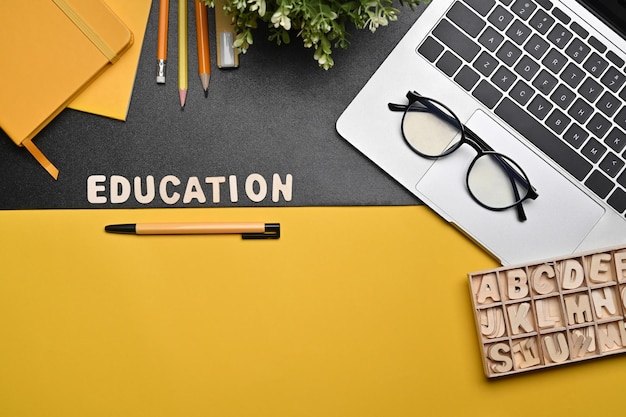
[1,206,623,416]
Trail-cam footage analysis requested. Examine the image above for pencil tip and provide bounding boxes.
[200,74,210,96]
[179,89,187,110]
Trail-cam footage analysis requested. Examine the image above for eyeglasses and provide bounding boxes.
[388,91,538,222]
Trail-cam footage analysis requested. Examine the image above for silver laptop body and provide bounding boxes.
[337,0,626,265]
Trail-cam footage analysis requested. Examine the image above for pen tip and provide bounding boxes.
[204,89,208,98]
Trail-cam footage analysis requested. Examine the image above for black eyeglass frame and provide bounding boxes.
[388,91,538,222]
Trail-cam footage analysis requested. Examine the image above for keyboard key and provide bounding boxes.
[567,98,593,124]
[455,65,481,91]
[581,137,607,163]
[542,48,567,73]
[551,7,571,24]
[528,94,552,119]
[529,9,554,34]
[607,188,626,213]
[491,66,517,91]
[588,36,607,53]
[535,0,553,9]
[569,22,588,39]
[506,20,532,45]
[547,23,572,48]
[511,0,537,20]
[606,51,625,68]
[596,91,621,117]
[510,80,535,105]
[546,108,571,134]
[585,170,614,198]
[447,2,485,37]
[550,84,576,109]
[524,34,550,59]
[619,169,626,189]
[587,113,611,138]
[461,0,495,16]
[436,51,462,76]
[600,67,626,93]
[560,63,585,88]
[578,77,602,102]
[497,41,522,66]
[533,70,558,94]
[605,127,626,153]
[494,98,592,180]
[488,5,514,31]
[432,19,481,62]
[563,123,588,148]
[479,27,504,52]
[515,55,540,80]
[614,107,626,131]
[473,51,499,76]
[599,152,625,177]
[584,52,609,78]
[418,37,444,63]
[473,80,503,108]
[565,38,591,63]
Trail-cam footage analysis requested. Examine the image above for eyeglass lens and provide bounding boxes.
[467,153,530,210]
[401,100,462,158]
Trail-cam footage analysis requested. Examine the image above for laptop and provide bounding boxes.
[337,0,626,265]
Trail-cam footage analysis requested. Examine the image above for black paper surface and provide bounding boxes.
[0,0,426,209]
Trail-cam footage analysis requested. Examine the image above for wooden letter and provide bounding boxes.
[488,343,513,373]
[589,253,613,283]
[571,328,595,358]
[507,302,534,334]
[543,333,569,363]
[591,287,617,318]
[512,338,541,369]
[476,273,500,304]
[561,259,585,290]
[535,298,562,329]
[480,308,506,339]
[616,251,626,282]
[565,294,593,325]
[506,269,529,300]
[597,322,625,352]
[530,264,556,295]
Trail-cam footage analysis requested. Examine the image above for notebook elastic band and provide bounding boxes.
[52,0,118,62]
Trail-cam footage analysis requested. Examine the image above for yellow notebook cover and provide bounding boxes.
[0,0,133,179]
[68,0,151,121]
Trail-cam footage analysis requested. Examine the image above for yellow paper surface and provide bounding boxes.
[68,0,152,120]
[1,205,625,416]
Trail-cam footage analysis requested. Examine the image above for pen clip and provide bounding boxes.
[242,223,280,239]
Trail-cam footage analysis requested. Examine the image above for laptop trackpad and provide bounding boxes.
[415,110,604,265]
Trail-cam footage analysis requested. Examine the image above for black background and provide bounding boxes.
[0,0,428,209]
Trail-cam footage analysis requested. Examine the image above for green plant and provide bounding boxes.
[202,0,427,69]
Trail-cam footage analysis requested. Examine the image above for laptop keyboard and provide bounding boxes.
[417,0,626,216]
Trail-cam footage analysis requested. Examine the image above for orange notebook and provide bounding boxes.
[0,0,133,179]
